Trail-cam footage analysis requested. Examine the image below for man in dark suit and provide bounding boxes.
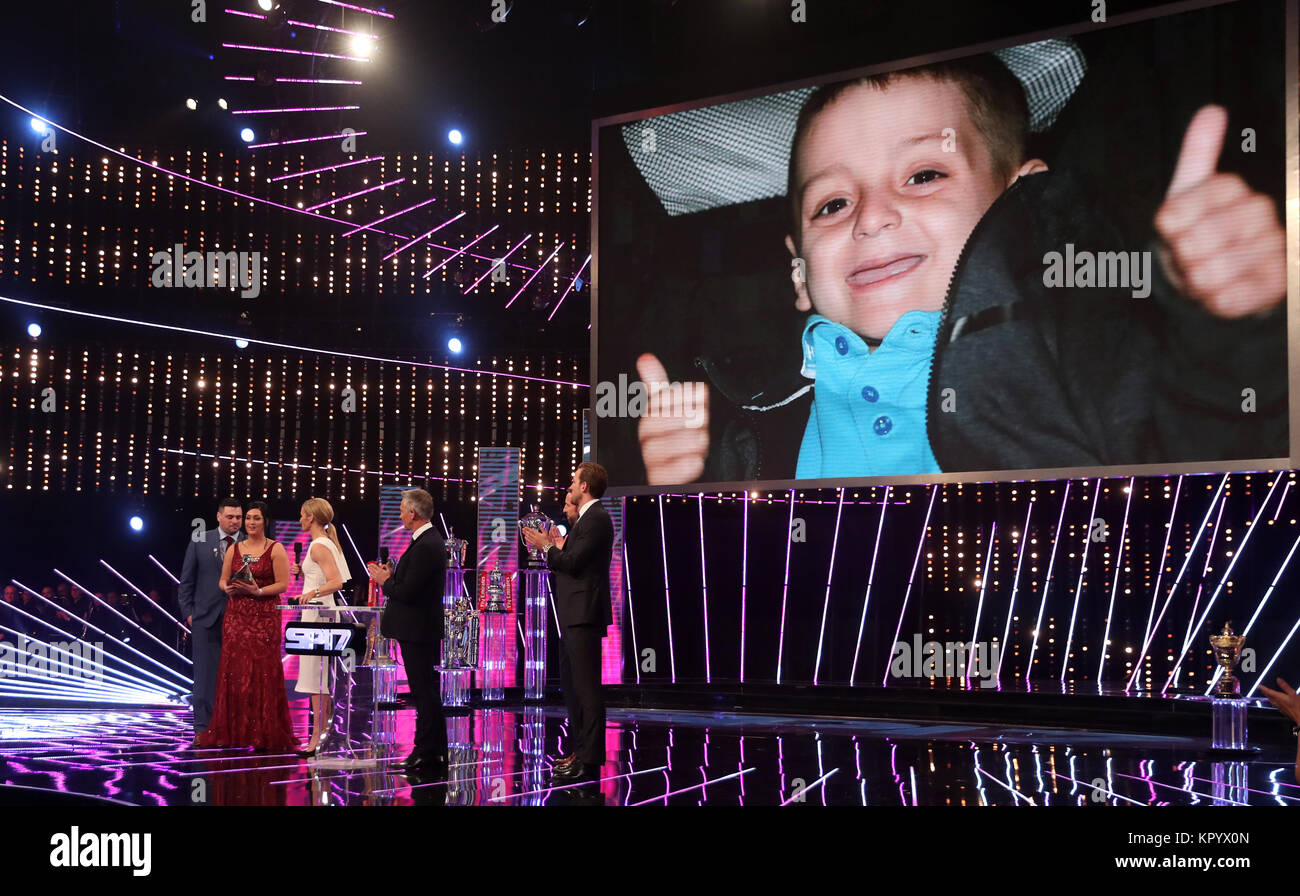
[523,462,614,782]
[369,488,447,775]
[178,498,244,738]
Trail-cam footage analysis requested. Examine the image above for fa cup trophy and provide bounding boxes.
[1209,621,1247,697]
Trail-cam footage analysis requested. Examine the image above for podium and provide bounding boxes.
[279,603,397,769]
[519,568,550,700]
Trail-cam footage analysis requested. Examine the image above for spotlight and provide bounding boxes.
[240,127,255,143]
[30,117,47,134]
[185,98,198,111]
[351,34,373,57]
[217,98,228,110]
[447,337,463,354]
[129,516,144,532]
[557,523,568,537]
[448,129,463,146]
[26,322,41,339]
[257,0,275,10]
[235,338,249,349]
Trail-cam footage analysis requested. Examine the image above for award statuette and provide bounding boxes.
[518,505,553,568]
[232,552,257,585]
[1209,622,1247,696]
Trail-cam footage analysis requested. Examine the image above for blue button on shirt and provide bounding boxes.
[795,311,942,478]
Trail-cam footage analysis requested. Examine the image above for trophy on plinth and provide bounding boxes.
[445,529,468,570]
[442,596,480,670]
[1209,621,1247,697]
[518,505,553,568]
[476,567,514,702]
[477,567,514,613]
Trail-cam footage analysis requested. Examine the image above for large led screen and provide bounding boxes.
[593,0,1295,492]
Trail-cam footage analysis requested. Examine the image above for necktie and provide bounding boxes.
[222,535,233,552]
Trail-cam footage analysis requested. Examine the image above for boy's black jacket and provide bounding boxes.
[698,170,1287,480]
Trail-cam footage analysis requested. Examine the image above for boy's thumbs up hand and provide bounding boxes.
[635,353,710,485]
[1154,105,1285,318]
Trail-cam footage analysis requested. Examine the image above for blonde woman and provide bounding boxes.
[290,498,351,756]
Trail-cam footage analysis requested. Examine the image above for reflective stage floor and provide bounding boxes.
[0,703,1295,806]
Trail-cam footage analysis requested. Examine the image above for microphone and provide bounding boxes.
[379,545,390,568]
[293,543,302,579]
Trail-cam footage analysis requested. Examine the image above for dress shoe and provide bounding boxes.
[552,752,578,770]
[550,760,595,783]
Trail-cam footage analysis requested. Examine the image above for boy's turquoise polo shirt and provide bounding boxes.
[796,310,942,479]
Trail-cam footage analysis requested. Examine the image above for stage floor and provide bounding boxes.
[0,704,1294,806]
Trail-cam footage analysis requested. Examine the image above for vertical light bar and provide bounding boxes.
[1210,529,1300,694]
[996,499,1034,679]
[1059,479,1101,682]
[849,485,890,685]
[884,485,938,686]
[1096,477,1135,683]
[624,540,639,685]
[812,488,846,686]
[1026,480,1072,682]
[965,522,995,689]
[740,493,749,682]
[1163,474,1276,694]
[1134,475,1184,682]
[777,489,796,684]
[657,495,677,682]
[1174,493,1228,688]
[698,493,711,684]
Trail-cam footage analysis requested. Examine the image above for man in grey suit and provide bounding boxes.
[178,497,244,738]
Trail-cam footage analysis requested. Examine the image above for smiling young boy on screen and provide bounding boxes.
[637,48,1287,483]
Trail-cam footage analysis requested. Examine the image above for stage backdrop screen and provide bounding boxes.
[593,0,1295,492]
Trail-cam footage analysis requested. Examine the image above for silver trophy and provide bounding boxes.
[442,596,480,669]
[518,505,553,568]
[444,528,468,570]
[484,568,510,612]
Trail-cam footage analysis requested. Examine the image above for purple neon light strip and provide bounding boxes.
[224,8,265,19]
[277,76,364,84]
[1274,479,1295,521]
[629,768,754,806]
[547,253,591,322]
[657,495,677,682]
[342,195,439,237]
[996,499,1034,680]
[381,212,465,261]
[1025,480,1072,681]
[222,42,369,62]
[270,155,384,182]
[53,570,193,685]
[100,560,191,636]
[148,555,180,584]
[317,0,395,18]
[849,485,889,685]
[505,242,566,309]
[812,488,846,686]
[740,495,749,682]
[1245,605,1300,698]
[224,76,256,80]
[883,484,939,686]
[231,105,361,114]
[1161,474,1263,693]
[777,489,796,684]
[699,494,712,683]
[965,522,995,689]
[288,18,378,37]
[249,130,368,149]
[1174,491,1227,688]
[1208,529,1300,694]
[8,581,184,694]
[462,234,531,294]
[1059,479,1101,682]
[304,176,403,211]
[0,296,586,387]
[423,226,499,278]
[1130,475,1184,688]
[54,569,189,665]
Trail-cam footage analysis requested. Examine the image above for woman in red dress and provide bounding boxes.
[197,501,299,752]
